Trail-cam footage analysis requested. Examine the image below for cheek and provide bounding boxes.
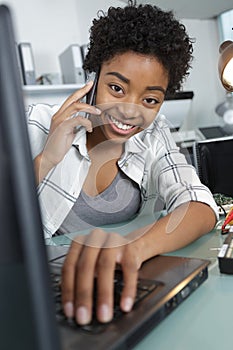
[95,86,110,106]
[142,109,159,128]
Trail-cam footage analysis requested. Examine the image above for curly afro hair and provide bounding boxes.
[83,0,194,94]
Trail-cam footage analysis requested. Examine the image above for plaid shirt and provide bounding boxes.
[27,103,218,239]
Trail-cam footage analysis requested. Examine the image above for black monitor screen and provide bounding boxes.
[193,136,233,197]
[0,5,60,349]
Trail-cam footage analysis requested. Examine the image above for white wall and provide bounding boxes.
[0,0,226,128]
[182,18,225,127]
[1,0,124,76]
[75,0,126,44]
[1,0,80,75]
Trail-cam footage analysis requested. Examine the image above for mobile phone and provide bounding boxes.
[73,71,99,131]
[86,70,99,106]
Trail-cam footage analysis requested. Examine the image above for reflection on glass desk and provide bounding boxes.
[47,215,232,350]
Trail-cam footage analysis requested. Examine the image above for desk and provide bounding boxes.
[49,217,232,350]
[135,227,231,350]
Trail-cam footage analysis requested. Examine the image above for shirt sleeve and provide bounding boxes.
[26,103,60,159]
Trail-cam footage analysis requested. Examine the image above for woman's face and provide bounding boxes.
[94,51,169,143]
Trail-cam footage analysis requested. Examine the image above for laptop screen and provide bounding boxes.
[0,5,60,349]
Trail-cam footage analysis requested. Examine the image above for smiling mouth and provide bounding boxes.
[106,113,136,134]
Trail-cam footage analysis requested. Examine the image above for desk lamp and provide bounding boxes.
[218,40,233,92]
[217,38,233,134]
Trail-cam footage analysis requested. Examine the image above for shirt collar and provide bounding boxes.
[124,127,152,153]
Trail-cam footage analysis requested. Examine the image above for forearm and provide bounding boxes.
[34,152,54,185]
[131,201,217,264]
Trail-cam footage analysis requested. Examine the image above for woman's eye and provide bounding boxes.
[110,84,123,94]
[144,98,159,105]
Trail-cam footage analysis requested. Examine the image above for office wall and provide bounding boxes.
[1,0,123,76]
[181,18,224,127]
[0,0,225,128]
[1,0,81,75]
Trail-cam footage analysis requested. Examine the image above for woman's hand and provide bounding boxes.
[60,202,216,325]
[61,229,143,325]
[34,81,101,183]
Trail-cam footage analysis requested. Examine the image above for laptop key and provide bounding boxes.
[51,271,160,334]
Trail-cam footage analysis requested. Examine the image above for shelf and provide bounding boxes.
[22,84,83,94]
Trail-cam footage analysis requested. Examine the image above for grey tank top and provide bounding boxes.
[58,170,141,235]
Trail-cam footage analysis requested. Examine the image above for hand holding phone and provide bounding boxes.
[35,80,101,183]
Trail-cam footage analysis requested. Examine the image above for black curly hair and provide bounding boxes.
[83,0,194,94]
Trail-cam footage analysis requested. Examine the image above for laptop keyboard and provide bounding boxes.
[51,270,161,334]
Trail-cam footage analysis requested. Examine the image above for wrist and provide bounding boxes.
[34,152,55,184]
[128,224,158,267]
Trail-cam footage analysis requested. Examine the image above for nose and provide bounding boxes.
[118,101,142,120]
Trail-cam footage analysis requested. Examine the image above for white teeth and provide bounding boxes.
[109,115,133,130]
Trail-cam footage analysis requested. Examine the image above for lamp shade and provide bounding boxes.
[218,40,233,92]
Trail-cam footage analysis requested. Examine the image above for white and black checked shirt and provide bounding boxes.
[27,103,218,239]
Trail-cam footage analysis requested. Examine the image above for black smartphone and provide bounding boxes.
[86,70,99,106]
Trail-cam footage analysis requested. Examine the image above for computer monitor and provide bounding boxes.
[193,136,233,197]
[0,5,60,349]
[160,91,194,130]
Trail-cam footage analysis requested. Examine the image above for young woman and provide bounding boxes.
[28,1,218,325]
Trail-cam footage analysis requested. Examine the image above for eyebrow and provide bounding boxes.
[105,71,166,95]
[106,71,129,83]
[146,86,166,94]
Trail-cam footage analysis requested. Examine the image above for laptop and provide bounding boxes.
[0,5,210,350]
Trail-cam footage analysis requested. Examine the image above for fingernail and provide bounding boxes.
[86,80,93,86]
[76,306,90,325]
[122,297,133,312]
[95,107,101,114]
[64,302,74,318]
[99,304,112,323]
[116,251,123,263]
